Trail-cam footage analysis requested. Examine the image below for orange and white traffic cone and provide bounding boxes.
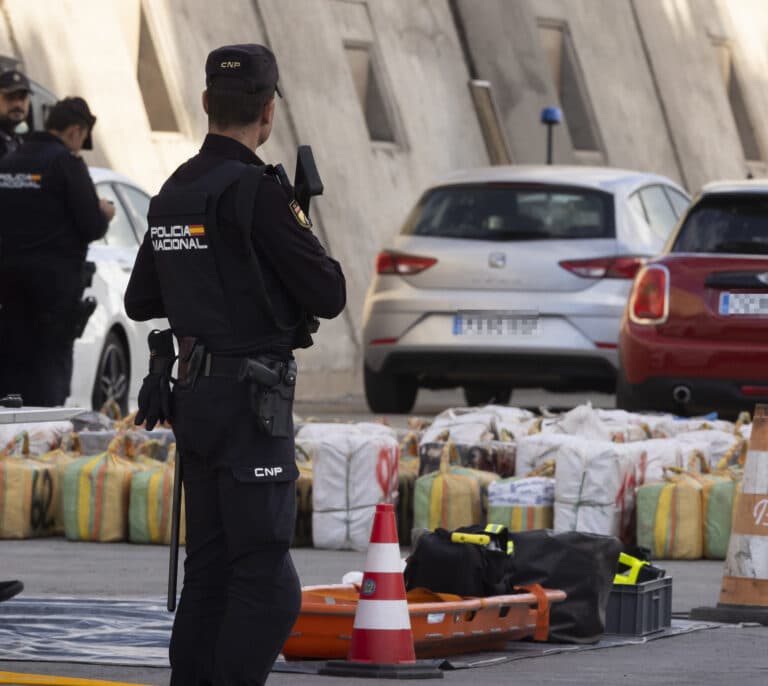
[321,503,442,679]
[692,404,768,624]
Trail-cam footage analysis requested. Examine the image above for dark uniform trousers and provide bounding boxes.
[169,375,302,686]
[0,255,81,406]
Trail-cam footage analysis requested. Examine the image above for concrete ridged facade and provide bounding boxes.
[2,0,767,398]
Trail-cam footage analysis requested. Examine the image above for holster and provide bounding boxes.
[177,336,204,389]
[238,356,297,438]
[72,296,97,340]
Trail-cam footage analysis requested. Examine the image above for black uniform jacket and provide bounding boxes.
[0,127,22,160]
[0,131,108,261]
[124,134,346,352]
[124,135,346,468]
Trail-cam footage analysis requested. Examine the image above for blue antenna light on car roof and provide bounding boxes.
[540,106,562,165]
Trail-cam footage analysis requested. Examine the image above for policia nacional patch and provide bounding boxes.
[289,199,312,229]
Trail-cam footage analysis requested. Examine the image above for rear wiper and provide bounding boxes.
[711,241,768,255]
[486,229,551,241]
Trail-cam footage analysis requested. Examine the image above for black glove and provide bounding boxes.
[135,329,175,430]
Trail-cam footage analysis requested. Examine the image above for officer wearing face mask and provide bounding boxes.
[0,96,115,406]
[0,69,31,159]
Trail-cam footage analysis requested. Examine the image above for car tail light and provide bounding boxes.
[376,251,437,275]
[629,265,669,325]
[559,256,646,279]
[740,385,768,397]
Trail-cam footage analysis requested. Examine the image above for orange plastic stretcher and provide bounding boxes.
[282,584,566,660]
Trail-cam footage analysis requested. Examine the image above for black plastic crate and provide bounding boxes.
[605,576,672,636]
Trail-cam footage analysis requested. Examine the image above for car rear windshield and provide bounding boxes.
[401,184,615,241]
[672,195,768,254]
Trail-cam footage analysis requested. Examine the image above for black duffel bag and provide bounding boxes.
[504,529,622,644]
[404,526,509,597]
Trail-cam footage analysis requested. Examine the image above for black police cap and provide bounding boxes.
[0,69,31,95]
[205,44,282,96]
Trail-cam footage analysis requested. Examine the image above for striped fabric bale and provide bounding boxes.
[701,471,742,560]
[413,468,480,532]
[63,453,146,542]
[0,457,60,538]
[413,443,499,531]
[34,450,78,534]
[129,459,186,545]
[487,477,555,532]
[636,473,704,559]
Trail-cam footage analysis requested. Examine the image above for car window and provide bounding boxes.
[628,192,648,223]
[638,185,678,241]
[664,186,690,218]
[401,185,615,240]
[118,184,150,236]
[96,183,138,248]
[672,195,768,254]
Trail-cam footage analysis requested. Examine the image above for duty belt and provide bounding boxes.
[178,350,287,384]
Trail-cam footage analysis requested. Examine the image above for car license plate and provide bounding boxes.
[719,292,768,316]
[453,311,540,336]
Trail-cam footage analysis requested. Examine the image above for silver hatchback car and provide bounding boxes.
[362,165,690,413]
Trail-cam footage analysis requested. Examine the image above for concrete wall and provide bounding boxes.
[2,0,768,397]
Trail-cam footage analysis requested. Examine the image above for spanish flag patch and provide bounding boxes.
[289,199,312,229]
[188,224,205,236]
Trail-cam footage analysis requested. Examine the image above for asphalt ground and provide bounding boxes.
[1,389,766,685]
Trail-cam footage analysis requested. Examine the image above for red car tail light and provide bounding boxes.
[629,265,670,325]
[376,251,437,275]
[559,256,646,279]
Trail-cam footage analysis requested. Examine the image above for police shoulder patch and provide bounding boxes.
[289,199,312,229]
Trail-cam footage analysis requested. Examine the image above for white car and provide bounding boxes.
[66,168,165,415]
[362,165,691,412]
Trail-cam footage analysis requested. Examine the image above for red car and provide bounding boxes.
[617,181,768,418]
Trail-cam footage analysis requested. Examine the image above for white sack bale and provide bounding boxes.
[553,441,637,543]
[419,408,496,445]
[631,439,685,486]
[674,430,746,469]
[515,434,587,476]
[651,417,736,438]
[0,421,73,457]
[311,431,399,551]
[296,422,396,441]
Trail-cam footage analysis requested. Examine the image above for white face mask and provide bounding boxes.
[13,121,28,135]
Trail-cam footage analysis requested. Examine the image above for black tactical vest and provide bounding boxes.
[147,161,299,354]
[0,137,82,260]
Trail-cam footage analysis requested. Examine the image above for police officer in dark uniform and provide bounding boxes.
[0,69,31,159]
[124,44,346,685]
[0,97,114,406]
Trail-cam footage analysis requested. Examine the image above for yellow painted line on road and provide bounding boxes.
[0,671,152,686]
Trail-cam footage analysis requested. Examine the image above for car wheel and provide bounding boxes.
[364,365,417,414]
[92,331,130,417]
[463,385,513,407]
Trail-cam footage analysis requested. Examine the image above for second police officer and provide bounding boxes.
[124,44,346,685]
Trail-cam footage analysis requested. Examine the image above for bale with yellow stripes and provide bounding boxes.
[0,457,60,538]
[129,459,186,545]
[33,450,78,535]
[636,472,704,559]
[413,443,499,531]
[63,453,146,542]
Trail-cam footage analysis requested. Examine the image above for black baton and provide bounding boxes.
[167,454,182,612]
